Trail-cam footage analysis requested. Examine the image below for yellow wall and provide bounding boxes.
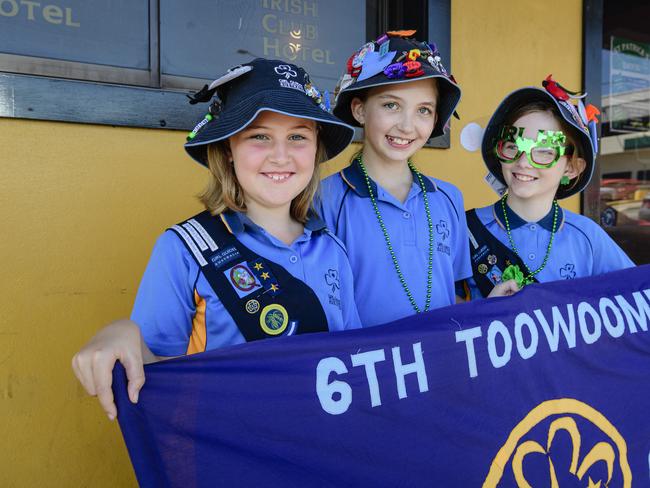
[0,1,583,485]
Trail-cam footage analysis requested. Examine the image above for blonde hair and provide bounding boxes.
[198,139,326,223]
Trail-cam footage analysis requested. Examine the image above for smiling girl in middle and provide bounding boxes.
[318,33,517,327]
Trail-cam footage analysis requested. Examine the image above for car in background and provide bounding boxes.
[599,178,642,201]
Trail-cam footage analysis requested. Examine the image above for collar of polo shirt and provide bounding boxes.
[219,210,327,235]
[492,201,565,232]
[340,158,437,198]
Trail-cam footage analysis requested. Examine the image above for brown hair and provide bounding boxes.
[504,101,586,181]
[198,139,326,223]
[350,78,440,160]
[352,77,439,104]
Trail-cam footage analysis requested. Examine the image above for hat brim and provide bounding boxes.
[333,73,461,139]
[185,89,355,166]
[481,87,595,200]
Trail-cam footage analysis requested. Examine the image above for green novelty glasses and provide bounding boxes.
[495,125,569,168]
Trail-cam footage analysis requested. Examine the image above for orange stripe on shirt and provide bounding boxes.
[186,289,207,355]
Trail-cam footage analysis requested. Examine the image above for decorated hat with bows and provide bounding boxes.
[481,75,600,199]
[184,58,355,166]
[333,30,461,139]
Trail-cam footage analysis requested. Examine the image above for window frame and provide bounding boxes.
[0,0,451,141]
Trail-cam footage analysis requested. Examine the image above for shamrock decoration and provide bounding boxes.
[502,264,525,288]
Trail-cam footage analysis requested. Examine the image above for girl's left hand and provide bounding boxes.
[487,279,521,298]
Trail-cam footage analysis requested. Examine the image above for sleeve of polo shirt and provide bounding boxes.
[450,187,473,281]
[314,176,340,232]
[130,231,197,356]
[590,225,636,273]
[338,256,363,330]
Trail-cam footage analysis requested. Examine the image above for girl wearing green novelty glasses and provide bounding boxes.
[461,77,634,299]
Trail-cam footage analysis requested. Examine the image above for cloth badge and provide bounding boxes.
[346,53,362,78]
[335,75,355,103]
[208,65,253,90]
[209,246,241,269]
[245,299,260,314]
[558,99,587,131]
[486,265,503,285]
[224,261,262,298]
[352,42,375,69]
[357,50,398,82]
[259,304,289,335]
[338,74,354,91]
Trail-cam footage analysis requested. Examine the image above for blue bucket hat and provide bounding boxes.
[184,58,355,166]
[333,31,461,139]
[481,75,600,199]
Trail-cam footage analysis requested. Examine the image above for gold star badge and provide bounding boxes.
[260,272,270,280]
[270,284,279,292]
[253,263,263,270]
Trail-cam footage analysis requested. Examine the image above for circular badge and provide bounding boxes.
[259,304,289,336]
[487,254,497,265]
[352,42,375,68]
[478,263,488,274]
[245,299,260,314]
[230,264,256,291]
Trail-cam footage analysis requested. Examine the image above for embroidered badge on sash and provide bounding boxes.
[487,254,497,265]
[245,299,260,314]
[224,262,262,298]
[478,263,488,274]
[229,264,258,291]
[259,304,289,335]
[486,266,503,285]
[225,260,281,299]
[210,246,241,269]
[472,244,490,264]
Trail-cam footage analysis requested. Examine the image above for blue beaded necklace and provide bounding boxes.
[356,154,434,314]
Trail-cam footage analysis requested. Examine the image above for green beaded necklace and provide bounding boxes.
[500,194,559,287]
[356,154,434,314]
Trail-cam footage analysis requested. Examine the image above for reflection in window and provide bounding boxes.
[599,0,650,237]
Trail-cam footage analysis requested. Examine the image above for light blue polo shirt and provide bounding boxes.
[131,211,361,356]
[317,160,472,327]
[466,202,635,299]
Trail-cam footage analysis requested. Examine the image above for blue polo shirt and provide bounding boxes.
[318,160,472,327]
[131,211,361,356]
[466,202,635,299]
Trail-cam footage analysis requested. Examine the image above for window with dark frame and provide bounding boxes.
[0,0,450,140]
